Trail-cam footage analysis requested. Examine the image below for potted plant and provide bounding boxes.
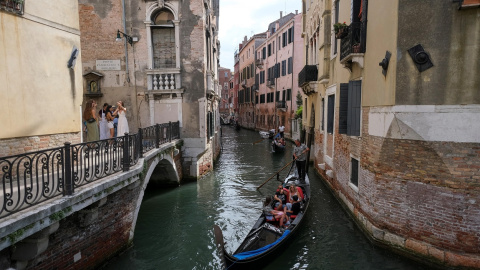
[352,43,361,53]
[333,22,348,39]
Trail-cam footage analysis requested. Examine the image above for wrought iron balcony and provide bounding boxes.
[255,59,264,68]
[276,101,286,109]
[340,22,366,62]
[0,0,24,15]
[266,79,275,88]
[298,65,318,87]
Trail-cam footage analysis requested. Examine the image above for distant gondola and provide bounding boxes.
[214,169,310,269]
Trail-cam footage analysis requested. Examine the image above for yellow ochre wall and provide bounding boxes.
[0,1,83,139]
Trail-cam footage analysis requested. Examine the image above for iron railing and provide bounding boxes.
[340,22,366,61]
[298,65,318,87]
[0,0,24,15]
[276,101,286,109]
[0,121,180,218]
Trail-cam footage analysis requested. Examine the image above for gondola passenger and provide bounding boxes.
[263,196,288,228]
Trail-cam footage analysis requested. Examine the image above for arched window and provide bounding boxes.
[151,9,175,68]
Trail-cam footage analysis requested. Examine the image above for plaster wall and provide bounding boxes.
[0,1,83,140]
[362,0,398,107]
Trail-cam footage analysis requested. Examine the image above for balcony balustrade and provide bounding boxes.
[147,69,181,91]
[276,101,286,109]
[298,65,318,87]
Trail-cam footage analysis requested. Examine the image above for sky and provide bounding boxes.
[218,0,302,70]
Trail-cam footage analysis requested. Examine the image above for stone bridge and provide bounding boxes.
[0,140,183,270]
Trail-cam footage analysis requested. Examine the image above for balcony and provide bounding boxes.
[0,0,24,15]
[339,22,366,68]
[266,79,275,88]
[255,59,264,69]
[276,101,286,109]
[298,65,318,87]
[241,79,247,88]
[146,68,184,98]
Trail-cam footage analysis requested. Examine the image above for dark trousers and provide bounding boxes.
[296,160,306,182]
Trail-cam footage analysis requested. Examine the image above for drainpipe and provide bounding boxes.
[122,0,130,83]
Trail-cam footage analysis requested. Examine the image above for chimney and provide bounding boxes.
[280,11,283,18]
[295,10,298,15]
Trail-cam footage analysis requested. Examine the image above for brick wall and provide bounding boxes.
[27,183,140,270]
[316,106,480,267]
[0,133,81,158]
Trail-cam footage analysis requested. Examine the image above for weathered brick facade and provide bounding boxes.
[0,133,81,158]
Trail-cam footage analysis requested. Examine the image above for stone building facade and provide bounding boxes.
[218,67,231,116]
[237,33,266,129]
[255,12,303,138]
[300,0,480,268]
[0,1,83,157]
[78,0,221,179]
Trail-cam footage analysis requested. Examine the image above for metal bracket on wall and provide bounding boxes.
[407,44,434,72]
[379,50,391,77]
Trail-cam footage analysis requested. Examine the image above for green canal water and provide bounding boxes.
[104,127,430,270]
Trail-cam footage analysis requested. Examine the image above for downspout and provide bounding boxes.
[122,0,130,83]
[291,20,295,138]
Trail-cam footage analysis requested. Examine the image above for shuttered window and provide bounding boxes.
[327,94,335,133]
[338,83,349,134]
[347,80,362,136]
[338,81,362,136]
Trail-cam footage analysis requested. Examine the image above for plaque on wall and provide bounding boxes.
[96,60,121,71]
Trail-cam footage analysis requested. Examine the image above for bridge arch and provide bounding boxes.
[129,150,180,240]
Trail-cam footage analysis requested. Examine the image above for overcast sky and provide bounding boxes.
[218,0,302,70]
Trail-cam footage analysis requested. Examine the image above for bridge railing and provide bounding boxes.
[0,121,180,218]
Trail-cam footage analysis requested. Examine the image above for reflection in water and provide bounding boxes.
[104,127,428,270]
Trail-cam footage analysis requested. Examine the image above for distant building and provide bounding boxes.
[0,1,83,157]
[78,0,221,179]
[218,67,231,116]
[301,0,480,268]
[255,11,303,137]
[237,33,266,129]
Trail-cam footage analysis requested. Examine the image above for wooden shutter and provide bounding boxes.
[327,95,335,133]
[339,83,349,134]
[347,80,362,136]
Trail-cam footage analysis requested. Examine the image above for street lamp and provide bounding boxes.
[116,30,135,46]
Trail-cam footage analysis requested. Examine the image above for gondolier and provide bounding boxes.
[293,139,309,183]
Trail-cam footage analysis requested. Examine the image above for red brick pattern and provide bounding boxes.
[0,133,81,158]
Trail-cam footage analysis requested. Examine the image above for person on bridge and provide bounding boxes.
[114,101,129,137]
[293,139,309,183]
[83,99,99,142]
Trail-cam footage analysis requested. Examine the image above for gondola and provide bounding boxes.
[271,140,286,153]
[214,168,310,269]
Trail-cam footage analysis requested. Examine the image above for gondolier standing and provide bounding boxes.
[293,139,309,183]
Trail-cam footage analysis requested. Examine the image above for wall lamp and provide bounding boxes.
[116,30,137,46]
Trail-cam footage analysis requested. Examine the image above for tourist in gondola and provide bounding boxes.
[293,139,309,183]
[263,196,288,228]
[274,186,288,209]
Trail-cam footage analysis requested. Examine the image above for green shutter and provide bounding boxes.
[339,83,349,134]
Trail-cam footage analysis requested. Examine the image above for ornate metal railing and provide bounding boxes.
[0,0,25,15]
[0,121,180,218]
[340,22,366,61]
[298,65,318,87]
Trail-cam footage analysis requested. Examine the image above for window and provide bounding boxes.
[276,91,280,102]
[286,89,291,101]
[207,111,214,138]
[152,9,176,68]
[287,57,293,74]
[350,158,359,187]
[327,94,335,133]
[260,94,265,103]
[338,81,361,136]
[281,60,286,76]
[273,41,275,53]
[268,44,272,56]
[333,0,339,55]
[321,98,325,130]
[282,32,287,47]
[262,47,266,59]
[247,66,250,79]
[288,27,294,43]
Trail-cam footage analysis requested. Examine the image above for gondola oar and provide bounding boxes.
[256,159,296,190]
[252,137,266,145]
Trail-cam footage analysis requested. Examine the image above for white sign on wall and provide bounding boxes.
[96,60,121,71]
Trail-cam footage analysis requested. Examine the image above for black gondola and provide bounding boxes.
[271,140,286,153]
[214,170,310,269]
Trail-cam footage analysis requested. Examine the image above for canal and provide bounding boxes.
[104,127,429,269]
